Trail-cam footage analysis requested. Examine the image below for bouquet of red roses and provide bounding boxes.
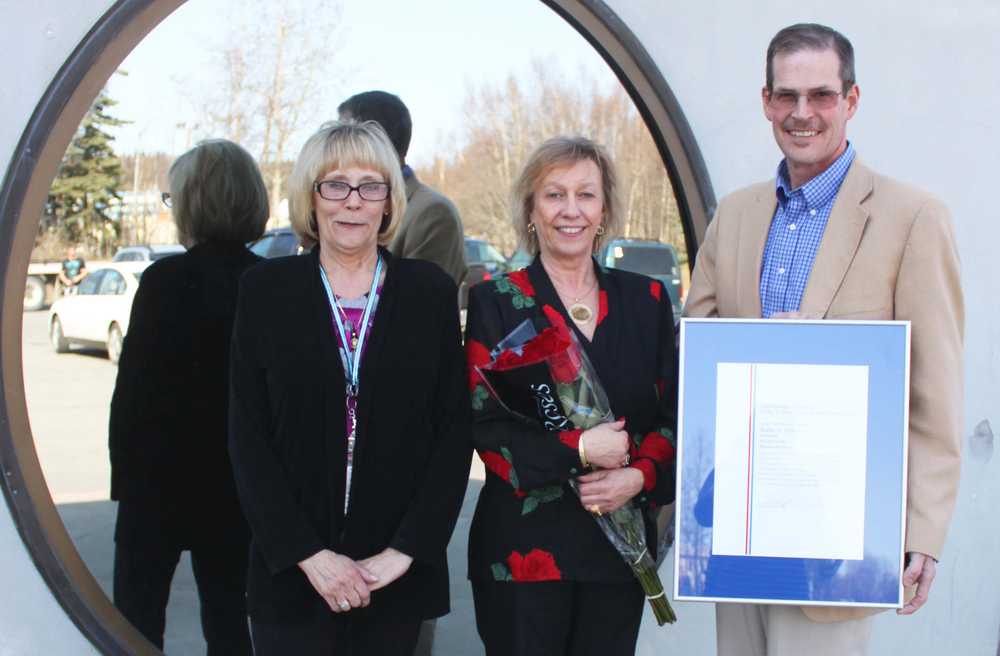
[476,306,676,625]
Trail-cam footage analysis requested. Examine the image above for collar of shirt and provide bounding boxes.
[775,141,856,210]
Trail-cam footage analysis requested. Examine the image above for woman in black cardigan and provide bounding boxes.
[228,121,471,655]
[465,137,677,655]
[109,139,268,653]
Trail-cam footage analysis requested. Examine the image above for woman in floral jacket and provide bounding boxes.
[465,136,677,655]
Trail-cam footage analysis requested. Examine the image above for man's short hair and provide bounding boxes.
[766,23,856,95]
[338,91,412,161]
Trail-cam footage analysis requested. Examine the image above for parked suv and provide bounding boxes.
[598,238,683,316]
[249,227,304,258]
[112,244,186,262]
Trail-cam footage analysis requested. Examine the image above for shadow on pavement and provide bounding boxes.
[57,479,486,656]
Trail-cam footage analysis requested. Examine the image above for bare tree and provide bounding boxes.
[196,0,349,214]
[417,62,685,260]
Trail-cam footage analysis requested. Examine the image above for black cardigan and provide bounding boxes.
[465,256,677,584]
[109,241,261,547]
[228,247,472,622]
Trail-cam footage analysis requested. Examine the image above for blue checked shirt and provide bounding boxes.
[759,143,856,318]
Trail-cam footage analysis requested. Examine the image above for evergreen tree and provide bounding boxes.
[44,90,128,256]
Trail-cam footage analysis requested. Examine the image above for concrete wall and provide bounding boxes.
[1,0,997,653]
[1,3,108,652]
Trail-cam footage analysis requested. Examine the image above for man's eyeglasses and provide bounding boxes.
[161,192,172,208]
[766,89,842,111]
[314,180,390,202]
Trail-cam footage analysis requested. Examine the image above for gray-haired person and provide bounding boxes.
[109,138,269,653]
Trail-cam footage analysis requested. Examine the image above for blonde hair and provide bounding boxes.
[511,136,622,256]
[168,139,269,246]
[288,121,406,248]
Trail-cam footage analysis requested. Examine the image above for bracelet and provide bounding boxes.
[578,434,590,469]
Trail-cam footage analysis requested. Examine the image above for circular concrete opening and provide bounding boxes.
[0,1,714,653]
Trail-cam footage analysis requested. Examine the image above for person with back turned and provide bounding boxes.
[109,139,267,654]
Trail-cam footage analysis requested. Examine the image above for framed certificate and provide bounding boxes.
[673,318,910,608]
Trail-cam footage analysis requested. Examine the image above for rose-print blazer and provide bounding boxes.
[465,255,677,583]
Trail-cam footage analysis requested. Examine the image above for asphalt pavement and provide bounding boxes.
[21,310,715,655]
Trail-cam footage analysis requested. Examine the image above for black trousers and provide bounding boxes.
[249,610,422,656]
[113,538,251,655]
[472,579,645,656]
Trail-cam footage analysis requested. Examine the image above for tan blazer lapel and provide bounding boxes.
[736,187,777,318]
[799,160,874,318]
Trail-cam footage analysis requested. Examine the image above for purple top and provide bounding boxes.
[333,285,383,439]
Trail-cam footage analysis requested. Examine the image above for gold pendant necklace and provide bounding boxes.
[556,277,598,326]
[569,303,593,324]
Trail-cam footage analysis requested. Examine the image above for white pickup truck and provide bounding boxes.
[24,259,109,312]
[24,244,184,311]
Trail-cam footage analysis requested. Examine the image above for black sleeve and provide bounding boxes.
[389,278,473,563]
[228,276,325,574]
[630,280,678,507]
[464,286,583,491]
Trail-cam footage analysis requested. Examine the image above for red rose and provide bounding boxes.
[539,304,581,383]
[638,431,676,464]
[650,281,662,302]
[479,450,525,496]
[558,429,582,450]
[466,339,492,390]
[506,270,536,297]
[596,290,609,325]
[548,347,581,384]
[631,458,657,492]
[480,450,511,481]
[490,326,570,372]
[507,548,562,582]
[542,304,569,335]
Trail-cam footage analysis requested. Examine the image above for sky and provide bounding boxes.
[106,0,618,167]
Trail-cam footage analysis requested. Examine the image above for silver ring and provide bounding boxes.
[339,600,350,610]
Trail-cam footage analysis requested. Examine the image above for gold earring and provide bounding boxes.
[596,224,605,236]
[527,223,536,234]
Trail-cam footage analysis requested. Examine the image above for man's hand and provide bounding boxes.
[298,549,378,612]
[359,547,413,592]
[578,467,644,514]
[897,551,936,615]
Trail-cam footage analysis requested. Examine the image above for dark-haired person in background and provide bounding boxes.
[109,139,268,653]
[339,90,467,286]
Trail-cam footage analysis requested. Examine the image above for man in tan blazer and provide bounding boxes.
[339,91,467,286]
[685,23,963,656]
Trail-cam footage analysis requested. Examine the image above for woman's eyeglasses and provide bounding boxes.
[314,181,390,201]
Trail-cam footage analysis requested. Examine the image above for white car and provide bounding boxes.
[111,244,185,262]
[48,262,149,364]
